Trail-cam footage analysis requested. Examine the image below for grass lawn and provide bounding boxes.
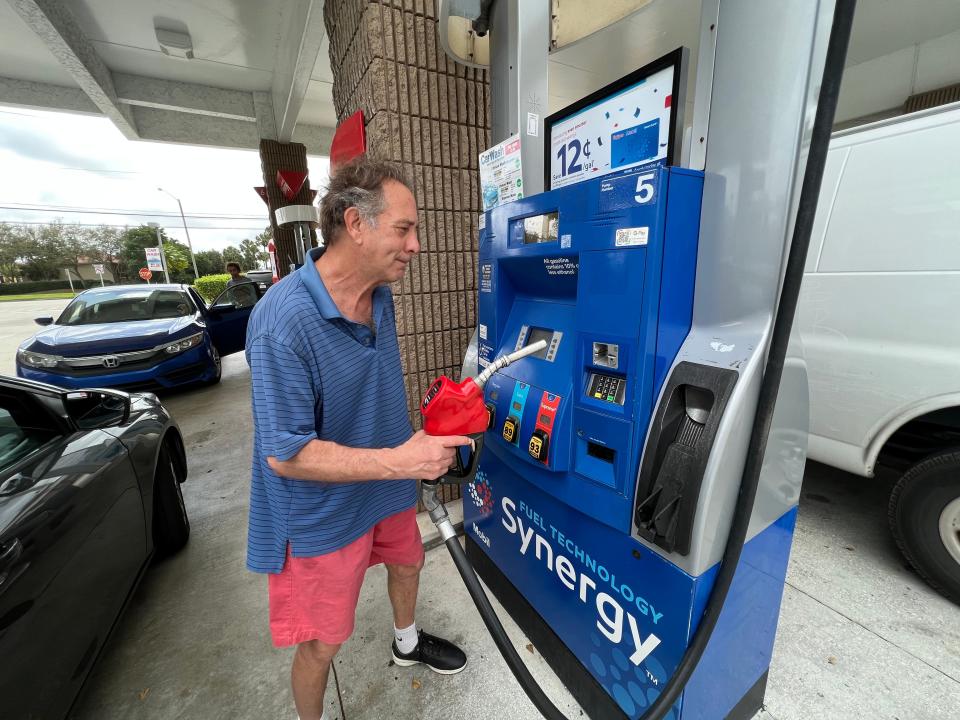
[0,291,76,302]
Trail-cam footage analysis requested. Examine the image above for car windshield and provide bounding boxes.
[56,288,194,325]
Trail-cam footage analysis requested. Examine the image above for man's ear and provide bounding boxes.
[343,206,364,244]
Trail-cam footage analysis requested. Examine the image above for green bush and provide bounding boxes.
[194,274,231,302]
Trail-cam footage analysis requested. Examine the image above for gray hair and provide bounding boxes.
[319,157,412,244]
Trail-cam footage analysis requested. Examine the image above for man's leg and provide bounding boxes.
[386,559,423,629]
[377,509,466,674]
[292,639,340,720]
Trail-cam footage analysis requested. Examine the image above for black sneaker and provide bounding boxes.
[391,630,467,675]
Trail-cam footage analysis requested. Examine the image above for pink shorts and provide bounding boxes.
[268,507,424,647]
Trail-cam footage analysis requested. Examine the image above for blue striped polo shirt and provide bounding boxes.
[244,247,416,574]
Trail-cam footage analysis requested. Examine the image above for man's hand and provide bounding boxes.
[386,430,473,480]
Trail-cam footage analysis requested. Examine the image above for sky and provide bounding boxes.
[0,106,330,252]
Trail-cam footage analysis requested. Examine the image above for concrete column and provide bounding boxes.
[258,139,317,276]
[325,0,490,413]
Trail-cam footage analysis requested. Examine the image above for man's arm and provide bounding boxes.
[267,430,471,482]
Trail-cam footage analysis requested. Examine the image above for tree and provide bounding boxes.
[239,238,267,270]
[0,223,29,280]
[0,221,116,284]
[119,225,187,281]
[194,249,225,277]
[256,226,272,252]
[18,221,82,282]
[163,243,190,277]
[222,245,243,265]
[81,225,124,281]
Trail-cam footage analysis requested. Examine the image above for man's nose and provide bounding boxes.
[407,230,421,255]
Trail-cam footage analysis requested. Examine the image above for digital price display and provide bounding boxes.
[545,49,686,191]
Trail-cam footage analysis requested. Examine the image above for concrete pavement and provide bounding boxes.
[1,299,958,719]
[0,297,72,376]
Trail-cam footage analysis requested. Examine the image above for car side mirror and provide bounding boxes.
[63,389,131,430]
[34,317,54,326]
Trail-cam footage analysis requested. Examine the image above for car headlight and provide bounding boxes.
[163,332,205,355]
[17,348,60,368]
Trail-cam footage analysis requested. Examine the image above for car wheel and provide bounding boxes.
[888,449,960,604]
[152,442,190,558]
[206,346,222,385]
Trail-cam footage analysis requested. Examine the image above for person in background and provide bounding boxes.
[225,262,246,287]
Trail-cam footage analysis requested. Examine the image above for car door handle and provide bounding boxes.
[0,538,22,570]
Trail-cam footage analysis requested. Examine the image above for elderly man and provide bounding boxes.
[245,157,469,720]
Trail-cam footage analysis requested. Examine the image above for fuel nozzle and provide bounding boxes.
[419,339,547,484]
[421,339,547,437]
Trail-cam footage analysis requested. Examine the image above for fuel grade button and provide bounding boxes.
[528,429,549,462]
[502,416,519,443]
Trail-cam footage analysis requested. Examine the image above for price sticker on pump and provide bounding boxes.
[548,64,675,190]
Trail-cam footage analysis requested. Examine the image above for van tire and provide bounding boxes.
[152,443,190,559]
[888,450,960,604]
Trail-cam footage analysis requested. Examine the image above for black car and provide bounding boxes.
[0,375,188,720]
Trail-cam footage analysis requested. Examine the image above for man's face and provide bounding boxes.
[358,180,420,283]
[228,266,240,278]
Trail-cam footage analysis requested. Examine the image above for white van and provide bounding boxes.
[799,101,960,603]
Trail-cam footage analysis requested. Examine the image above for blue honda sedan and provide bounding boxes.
[15,282,262,391]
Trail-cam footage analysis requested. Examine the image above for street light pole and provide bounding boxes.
[147,222,171,283]
[158,187,200,279]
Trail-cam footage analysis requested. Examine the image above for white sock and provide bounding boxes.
[394,621,419,654]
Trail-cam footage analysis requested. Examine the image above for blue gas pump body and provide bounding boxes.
[466,166,796,719]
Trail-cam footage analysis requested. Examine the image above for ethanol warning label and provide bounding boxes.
[543,257,579,276]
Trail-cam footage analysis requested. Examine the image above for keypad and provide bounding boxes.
[588,373,625,405]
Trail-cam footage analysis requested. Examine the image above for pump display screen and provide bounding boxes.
[525,327,553,359]
[523,212,559,244]
[545,49,685,190]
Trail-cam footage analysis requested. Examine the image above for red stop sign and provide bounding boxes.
[139,268,153,281]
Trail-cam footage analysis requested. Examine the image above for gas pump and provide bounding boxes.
[421,1,855,719]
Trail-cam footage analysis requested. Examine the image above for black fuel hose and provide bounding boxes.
[444,533,567,720]
[443,1,856,718]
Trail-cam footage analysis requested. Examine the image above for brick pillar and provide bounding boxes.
[259,139,318,277]
[325,0,491,504]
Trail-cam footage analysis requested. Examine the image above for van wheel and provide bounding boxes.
[153,443,190,559]
[888,449,960,604]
